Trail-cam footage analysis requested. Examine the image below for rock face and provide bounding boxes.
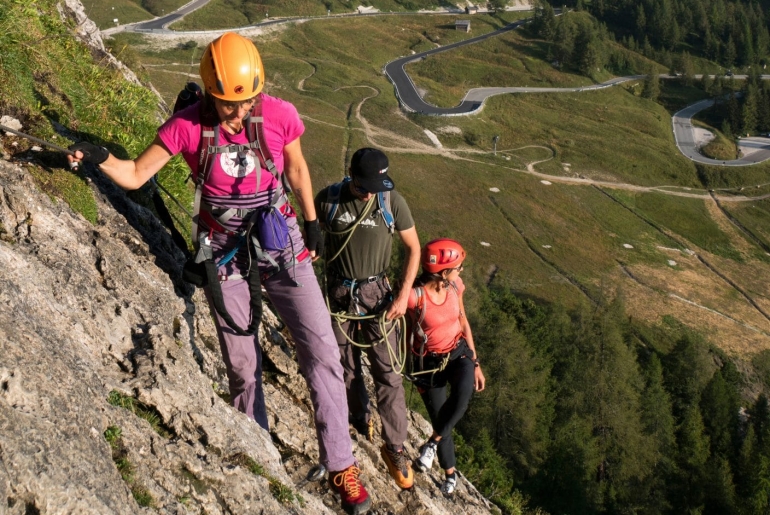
[0,160,494,513]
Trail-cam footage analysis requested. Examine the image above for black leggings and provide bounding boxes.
[413,340,476,470]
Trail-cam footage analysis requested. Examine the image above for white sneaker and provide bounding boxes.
[441,473,457,495]
[414,440,437,472]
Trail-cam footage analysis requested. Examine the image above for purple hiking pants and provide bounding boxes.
[206,219,354,472]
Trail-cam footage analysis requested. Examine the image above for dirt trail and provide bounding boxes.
[337,94,770,203]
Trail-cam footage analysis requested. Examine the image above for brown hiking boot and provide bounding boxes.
[365,418,374,442]
[352,417,375,443]
[380,444,414,489]
[329,465,371,514]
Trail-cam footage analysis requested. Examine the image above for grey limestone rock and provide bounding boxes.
[0,155,494,515]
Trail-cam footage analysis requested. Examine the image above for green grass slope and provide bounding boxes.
[4,5,770,513]
[0,0,190,228]
[172,0,486,30]
[80,0,189,29]
[122,13,770,360]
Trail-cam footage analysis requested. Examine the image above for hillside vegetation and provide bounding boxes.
[3,0,770,513]
[110,9,770,513]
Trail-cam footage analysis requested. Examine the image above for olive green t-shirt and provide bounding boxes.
[315,185,414,280]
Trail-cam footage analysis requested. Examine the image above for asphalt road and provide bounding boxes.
[384,19,531,115]
[106,3,489,35]
[673,97,770,166]
[102,0,211,34]
[103,2,770,167]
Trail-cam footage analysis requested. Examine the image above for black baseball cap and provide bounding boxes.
[350,148,395,193]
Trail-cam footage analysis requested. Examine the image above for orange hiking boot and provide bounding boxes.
[329,465,371,514]
[380,444,414,489]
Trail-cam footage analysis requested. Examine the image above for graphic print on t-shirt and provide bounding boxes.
[336,211,356,225]
[360,213,378,228]
[220,150,256,178]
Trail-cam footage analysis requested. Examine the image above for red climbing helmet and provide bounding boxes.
[421,238,466,274]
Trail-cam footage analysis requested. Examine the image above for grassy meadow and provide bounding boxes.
[172,0,497,30]
[80,0,191,29]
[111,12,770,360]
[4,2,770,512]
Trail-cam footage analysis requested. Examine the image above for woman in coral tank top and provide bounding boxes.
[406,238,485,496]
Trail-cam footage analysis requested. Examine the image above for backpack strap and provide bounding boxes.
[191,119,217,244]
[186,99,291,336]
[411,286,428,353]
[322,177,351,227]
[247,100,292,203]
[377,191,395,234]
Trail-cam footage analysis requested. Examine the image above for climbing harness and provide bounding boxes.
[320,180,408,375]
[405,282,460,386]
[184,97,305,336]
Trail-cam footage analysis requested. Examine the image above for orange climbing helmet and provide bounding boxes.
[200,32,264,101]
[421,238,466,274]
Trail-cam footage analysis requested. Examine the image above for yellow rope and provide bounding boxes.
[321,192,447,378]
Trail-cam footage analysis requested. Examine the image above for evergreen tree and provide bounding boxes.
[671,406,710,513]
[642,35,653,58]
[642,65,660,101]
[533,0,556,40]
[700,72,714,95]
[753,395,770,447]
[639,354,678,513]
[700,370,740,458]
[681,51,695,86]
[761,88,770,133]
[749,455,770,514]
[454,430,515,503]
[727,92,741,135]
[742,22,755,65]
[543,300,655,512]
[574,22,603,76]
[742,84,759,135]
[553,17,577,69]
[466,288,555,481]
[703,455,738,515]
[735,425,760,513]
[535,416,597,514]
[663,333,714,419]
[713,75,725,103]
[635,5,646,42]
[725,35,737,68]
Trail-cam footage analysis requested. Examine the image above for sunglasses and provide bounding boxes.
[217,96,258,110]
[352,178,369,196]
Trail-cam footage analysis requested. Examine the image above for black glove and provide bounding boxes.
[68,142,109,165]
[304,219,324,257]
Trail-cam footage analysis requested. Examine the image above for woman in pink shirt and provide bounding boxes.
[407,238,485,495]
[68,32,370,515]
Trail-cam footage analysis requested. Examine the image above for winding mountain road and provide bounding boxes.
[673,98,770,166]
[384,19,770,165]
[105,1,770,167]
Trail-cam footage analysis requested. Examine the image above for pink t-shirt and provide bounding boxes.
[407,277,466,354]
[157,93,304,197]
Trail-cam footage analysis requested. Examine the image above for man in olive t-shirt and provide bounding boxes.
[315,148,420,490]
